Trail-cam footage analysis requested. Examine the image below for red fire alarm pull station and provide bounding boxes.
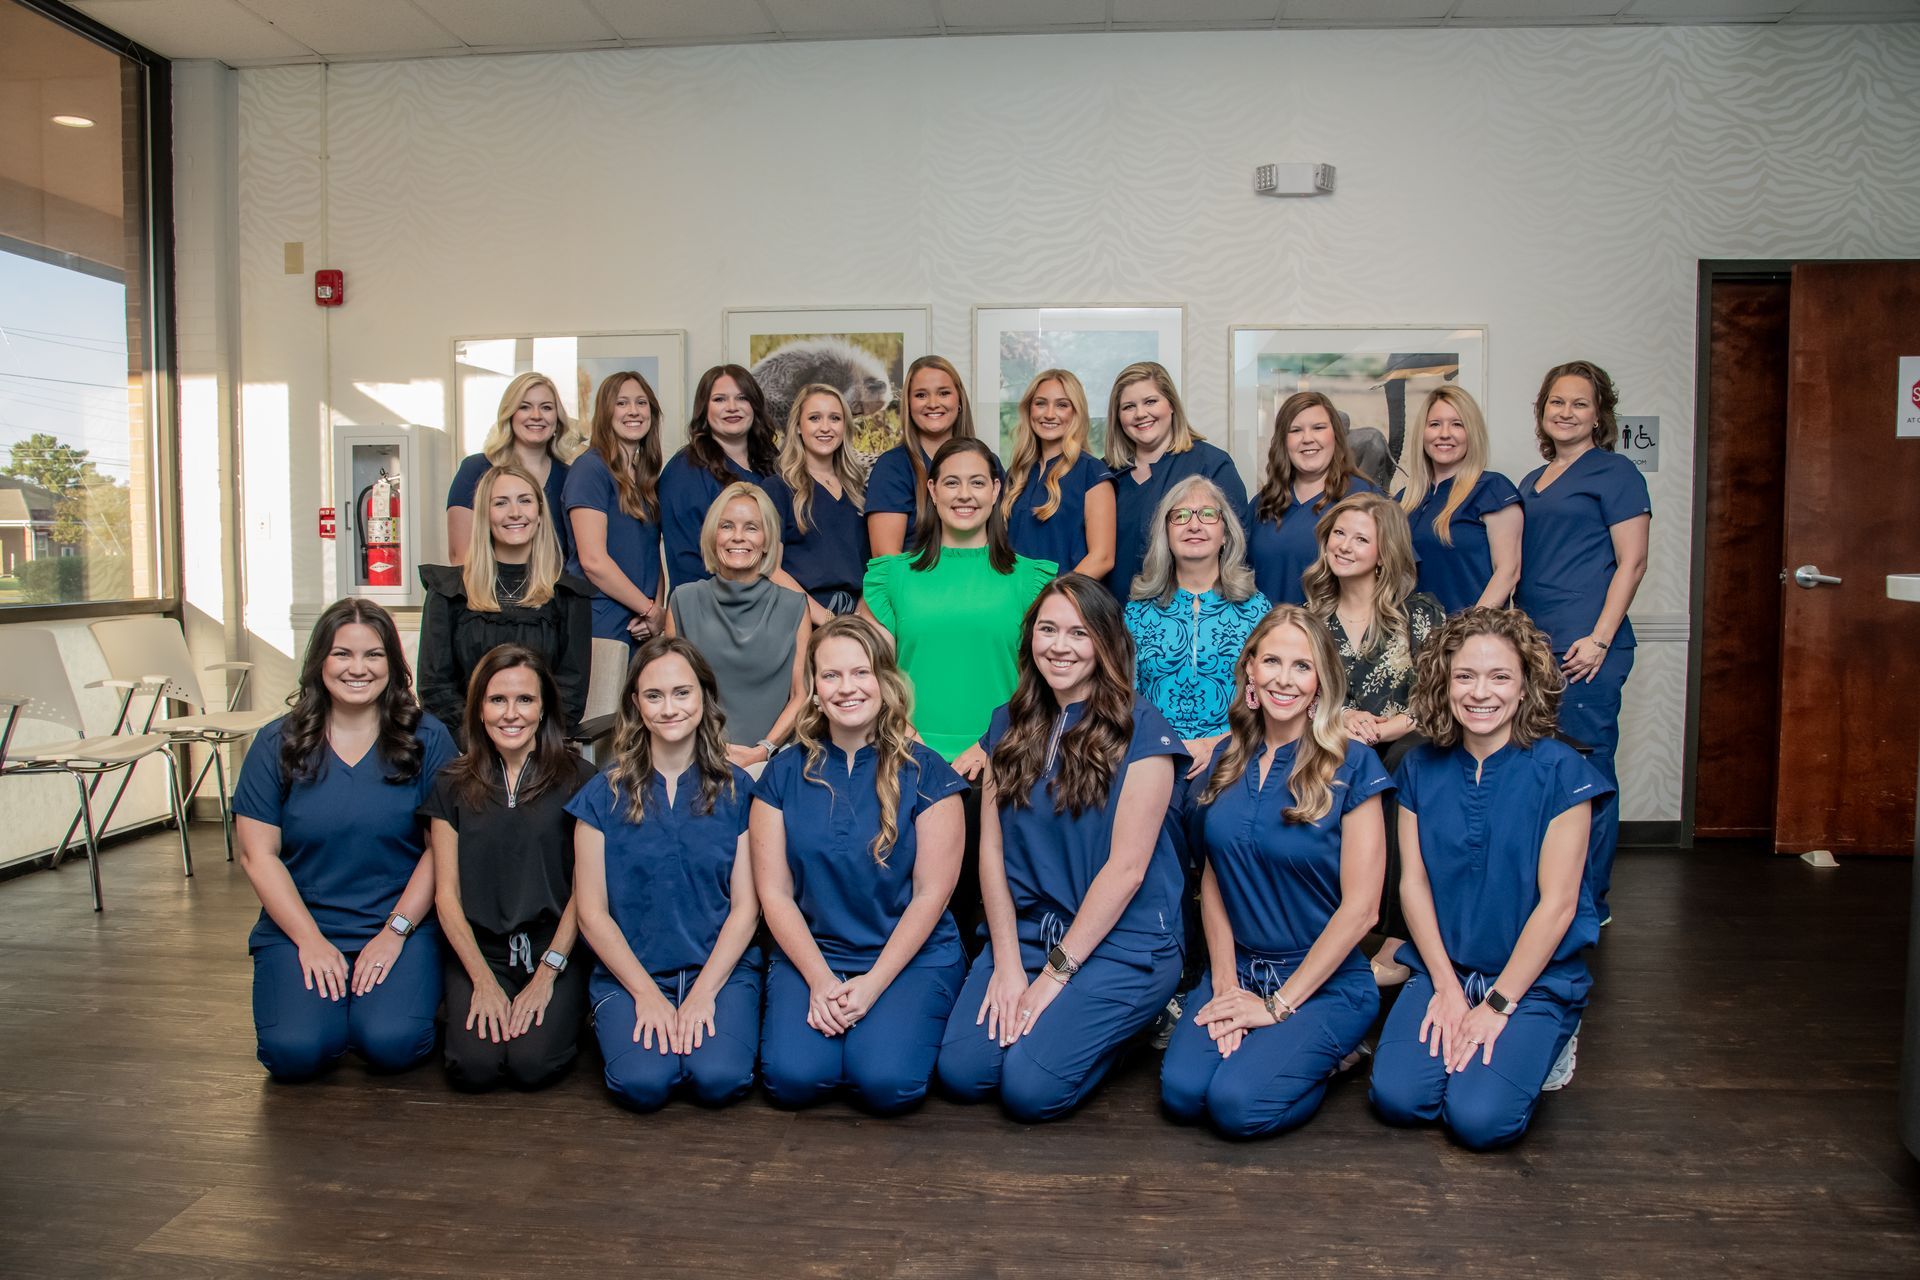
[318,506,337,539]
[315,269,344,306]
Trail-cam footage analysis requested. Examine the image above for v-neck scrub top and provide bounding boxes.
[658,450,769,588]
[562,448,664,641]
[233,714,458,951]
[1248,475,1380,607]
[1403,472,1522,614]
[1192,739,1392,957]
[1006,452,1111,576]
[449,452,572,561]
[866,443,933,520]
[753,742,969,971]
[767,475,870,604]
[984,697,1190,955]
[1516,449,1651,653]
[1393,740,1611,1004]
[565,763,755,983]
[1107,441,1246,600]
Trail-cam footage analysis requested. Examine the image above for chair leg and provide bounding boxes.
[211,747,234,862]
[169,764,192,879]
[73,773,102,913]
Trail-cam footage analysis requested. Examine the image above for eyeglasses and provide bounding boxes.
[1168,506,1223,526]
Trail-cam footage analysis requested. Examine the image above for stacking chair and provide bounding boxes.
[573,638,633,765]
[0,628,192,912]
[88,617,278,863]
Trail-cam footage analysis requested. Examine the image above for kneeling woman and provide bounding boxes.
[937,575,1189,1123]
[233,598,457,1081]
[424,645,597,1090]
[568,637,761,1111]
[1369,607,1607,1150]
[752,616,968,1114]
[1160,606,1390,1138]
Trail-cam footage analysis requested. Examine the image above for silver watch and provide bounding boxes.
[541,949,568,974]
[385,912,416,938]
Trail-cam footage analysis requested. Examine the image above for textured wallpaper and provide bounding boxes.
[232,24,1920,821]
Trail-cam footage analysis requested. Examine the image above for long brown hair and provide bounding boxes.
[588,370,664,521]
[792,616,920,864]
[1409,607,1564,749]
[901,355,978,533]
[911,438,1015,574]
[1301,493,1420,658]
[605,636,737,821]
[989,575,1135,816]
[442,645,580,809]
[1199,606,1349,824]
[1532,359,1621,459]
[280,597,423,784]
[686,364,779,484]
[1255,391,1364,524]
[1001,369,1091,523]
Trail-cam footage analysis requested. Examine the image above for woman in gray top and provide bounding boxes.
[667,481,811,769]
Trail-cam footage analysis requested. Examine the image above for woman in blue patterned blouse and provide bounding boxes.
[1124,475,1271,781]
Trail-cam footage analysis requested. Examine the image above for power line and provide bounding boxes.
[0,370,130,390]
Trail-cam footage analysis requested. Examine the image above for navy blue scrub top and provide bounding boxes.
[866,442,931,519]
[562,448,664,641]
[1516,448,1651,653]
[753,741,968,971]
[659,450,768,588]
[1393,739,1611,1004]
[232,713,458,951]
[765,475,870,603]
[448,451,573,561]
[1247,475,1380,607]
[1192,739,1391,957]
[1402,471,1522,614]
[1006,451,1111,576]
[984,696,1190,954]
[1106,440,1247,601]
[566,763,755,980]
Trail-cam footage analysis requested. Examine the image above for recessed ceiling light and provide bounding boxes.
[52,115,94,128]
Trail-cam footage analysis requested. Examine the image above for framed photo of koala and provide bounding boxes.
[723,306,932,463]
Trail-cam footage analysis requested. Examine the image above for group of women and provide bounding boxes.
[234,352,1647,1150]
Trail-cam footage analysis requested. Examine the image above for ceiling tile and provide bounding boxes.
[234,0,465,57]
[1284,0,1453,17]
[585,0,777,41]
[941,0,1107,28]
[759,0,940,36]
[70,0,318,61]
[1450,0,1627,15]
[1114,0,1282,19]
[408,0,619,46]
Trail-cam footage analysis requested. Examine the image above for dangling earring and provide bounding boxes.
[1308,694,1321,717]
[1245,685,1259,711]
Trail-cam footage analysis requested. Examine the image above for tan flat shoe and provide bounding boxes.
[1371,937,1411,987]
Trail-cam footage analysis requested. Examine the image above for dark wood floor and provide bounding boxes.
[1,832,1916,1278]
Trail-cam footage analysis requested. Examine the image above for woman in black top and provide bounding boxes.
[423,644,597,1090]
[418,463,592,739]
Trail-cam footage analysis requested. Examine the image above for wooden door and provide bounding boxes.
[1775,261,1920,854]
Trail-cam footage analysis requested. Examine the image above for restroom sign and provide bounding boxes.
[1902,357,1920,438]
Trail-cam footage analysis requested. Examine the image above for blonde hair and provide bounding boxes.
[777,384,869,534]
[1398,385,1491,548]
[793,617,919,864]
[1104,362,1203,470]
[698,482,784,578]
[1002,369,1092,523]
[1301,493,1419,658]
[1131,475,1258,606]
[1199,606,1350,824]
[463,464,563,611]
[481,372,578,466]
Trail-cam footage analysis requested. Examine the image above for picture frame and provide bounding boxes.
[722,306,932,461]
[1228,325,1489,492]
[972,305,1185,459]
[451,329,690,467]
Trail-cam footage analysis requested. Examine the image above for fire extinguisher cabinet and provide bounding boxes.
[332,424,419,607]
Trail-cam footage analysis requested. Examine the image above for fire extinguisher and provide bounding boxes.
[356,468,401,587]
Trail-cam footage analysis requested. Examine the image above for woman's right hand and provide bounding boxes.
[1419,982,1473,1064]
[1183,736,1220,780]
[632,987,680,1054]
[298,937,349,1001]
[976,959,1030,1047]
[467,977,515,1044]
[1343,709,1381,744]
[952,743,990,782]
[807,978,850,1037]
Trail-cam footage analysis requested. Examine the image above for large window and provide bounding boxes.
[0,0,171,611]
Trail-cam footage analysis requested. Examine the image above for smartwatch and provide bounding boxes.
[541,949,569,975]
[385,912,416,938]
[1045,944,1081,981]
[1483,988,1516,1016]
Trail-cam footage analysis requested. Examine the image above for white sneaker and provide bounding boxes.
[1541,1023,1580,1092]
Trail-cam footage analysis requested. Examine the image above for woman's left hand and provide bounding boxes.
[675,989,718,1052]
[1193,985,1279,1039]
[952,743,990,782]
[827,973,885,1028]
[1011,972,1067,1039]
[507,967,556,1038]
[351,929,405,996]
[1183,737,1221,780]
[1343,709,1381,744]
[725,743,769,768]
[1561,636,1607,683]
[1448,1003,1512,1073]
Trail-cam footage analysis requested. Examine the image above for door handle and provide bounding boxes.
[1792,564,1843,588]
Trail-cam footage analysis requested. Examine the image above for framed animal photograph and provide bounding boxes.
[1229,325,1488,493]
[452,330,690,463]
[723,306,932,462]
[971,306,1185,459]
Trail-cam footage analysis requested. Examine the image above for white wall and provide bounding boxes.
[227,24,1920,823]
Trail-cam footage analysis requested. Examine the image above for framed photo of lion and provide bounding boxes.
[723,306,932,463]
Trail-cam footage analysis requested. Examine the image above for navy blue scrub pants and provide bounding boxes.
[594,961,761,1111]
[251,935,440,1081]
[441,945,589,1091]
[1368,971,1581,1150]
[1557,643,1631,918]
[1160,951,1377,1138]
[937,936,1182,1123]
[761,951,963,1115]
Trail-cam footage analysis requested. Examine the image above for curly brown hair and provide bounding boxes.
[1532,359,1620,460]
[281,597,423,785]
[1407,607,1565,749]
